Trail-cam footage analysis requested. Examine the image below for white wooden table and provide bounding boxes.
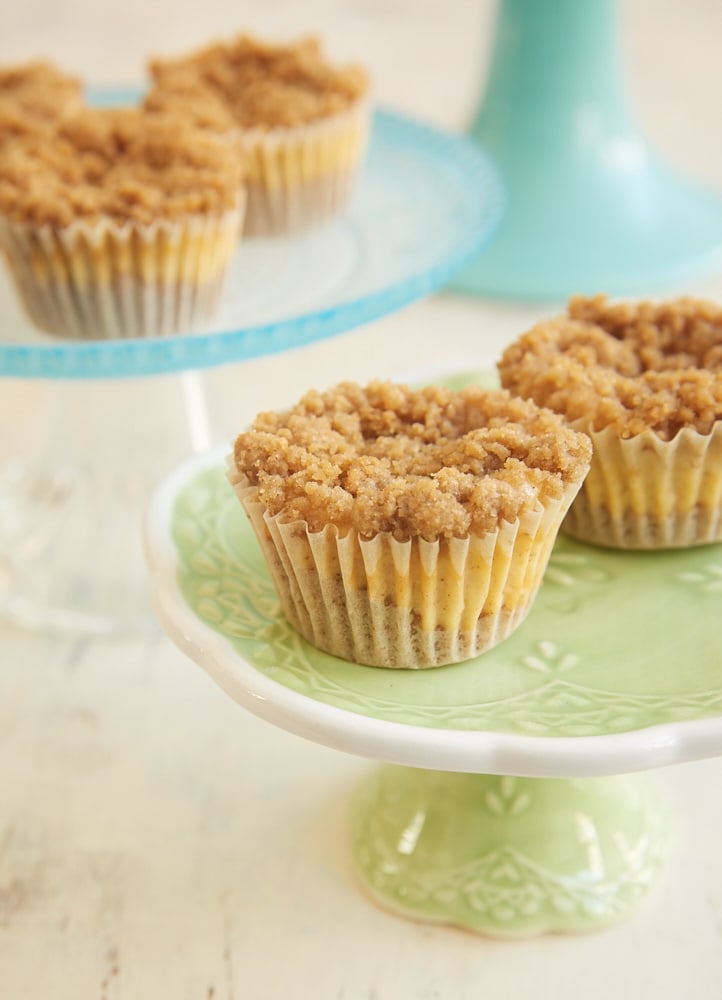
[2,2,722,996]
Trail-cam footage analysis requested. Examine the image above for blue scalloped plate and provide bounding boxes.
[0,108,503,379]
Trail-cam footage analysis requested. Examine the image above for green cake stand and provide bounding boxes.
[145,437,722,938]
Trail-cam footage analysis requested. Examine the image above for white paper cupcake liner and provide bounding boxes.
[228,463,583,669]
[0,200,244,340]
[240,100,370,237]
[563,422,722,549]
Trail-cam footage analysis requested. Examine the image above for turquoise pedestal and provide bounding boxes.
[451,0,722,300]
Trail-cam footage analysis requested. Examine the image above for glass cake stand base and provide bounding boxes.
[0,371,212,636]
[350,767,671,937]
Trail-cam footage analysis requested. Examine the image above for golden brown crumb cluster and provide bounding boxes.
[0,107,245,226]
[498,295,722,440]
[143,84,237,134]
[0,60,83,144]
[233,381,592,540]
[149,35,369,130]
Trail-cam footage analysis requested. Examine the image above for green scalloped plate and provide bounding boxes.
[145,398,722,778]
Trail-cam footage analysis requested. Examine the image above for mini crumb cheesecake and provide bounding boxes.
[0,106,246,339]
[499,294,722,549]
[228,380,592,669]
[147,33,370,237]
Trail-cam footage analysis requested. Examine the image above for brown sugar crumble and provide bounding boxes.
[0,61,83,122]
[142,84,238,135]
[0,107,245,227]
[148,34,369,130]
[498,295,722,440]
[232,381,592,540]
[0,60,83,145]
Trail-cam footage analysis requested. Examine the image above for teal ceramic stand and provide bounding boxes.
[451,0,722,300]
[350,768,671,936]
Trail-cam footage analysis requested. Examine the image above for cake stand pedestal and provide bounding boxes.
[350,768,669,935]
[145,438,722,937]
[0,109,501,636]
[451,0,722,300]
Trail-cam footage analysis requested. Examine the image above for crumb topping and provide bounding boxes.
[498,295,722,440]
[0,107,245,227]
[0,60,83,143]
[142,83,238,134]
[232,381,592,540]
[148,34,369,130]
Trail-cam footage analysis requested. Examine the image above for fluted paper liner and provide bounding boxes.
[0,200,244,340]
[240,100,370,237]
[563,422,722,549]
[228,464,583,669]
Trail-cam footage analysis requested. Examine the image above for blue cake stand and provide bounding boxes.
[451,0,722,300]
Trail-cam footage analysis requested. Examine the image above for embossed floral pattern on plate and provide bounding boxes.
[171,462,722,740]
